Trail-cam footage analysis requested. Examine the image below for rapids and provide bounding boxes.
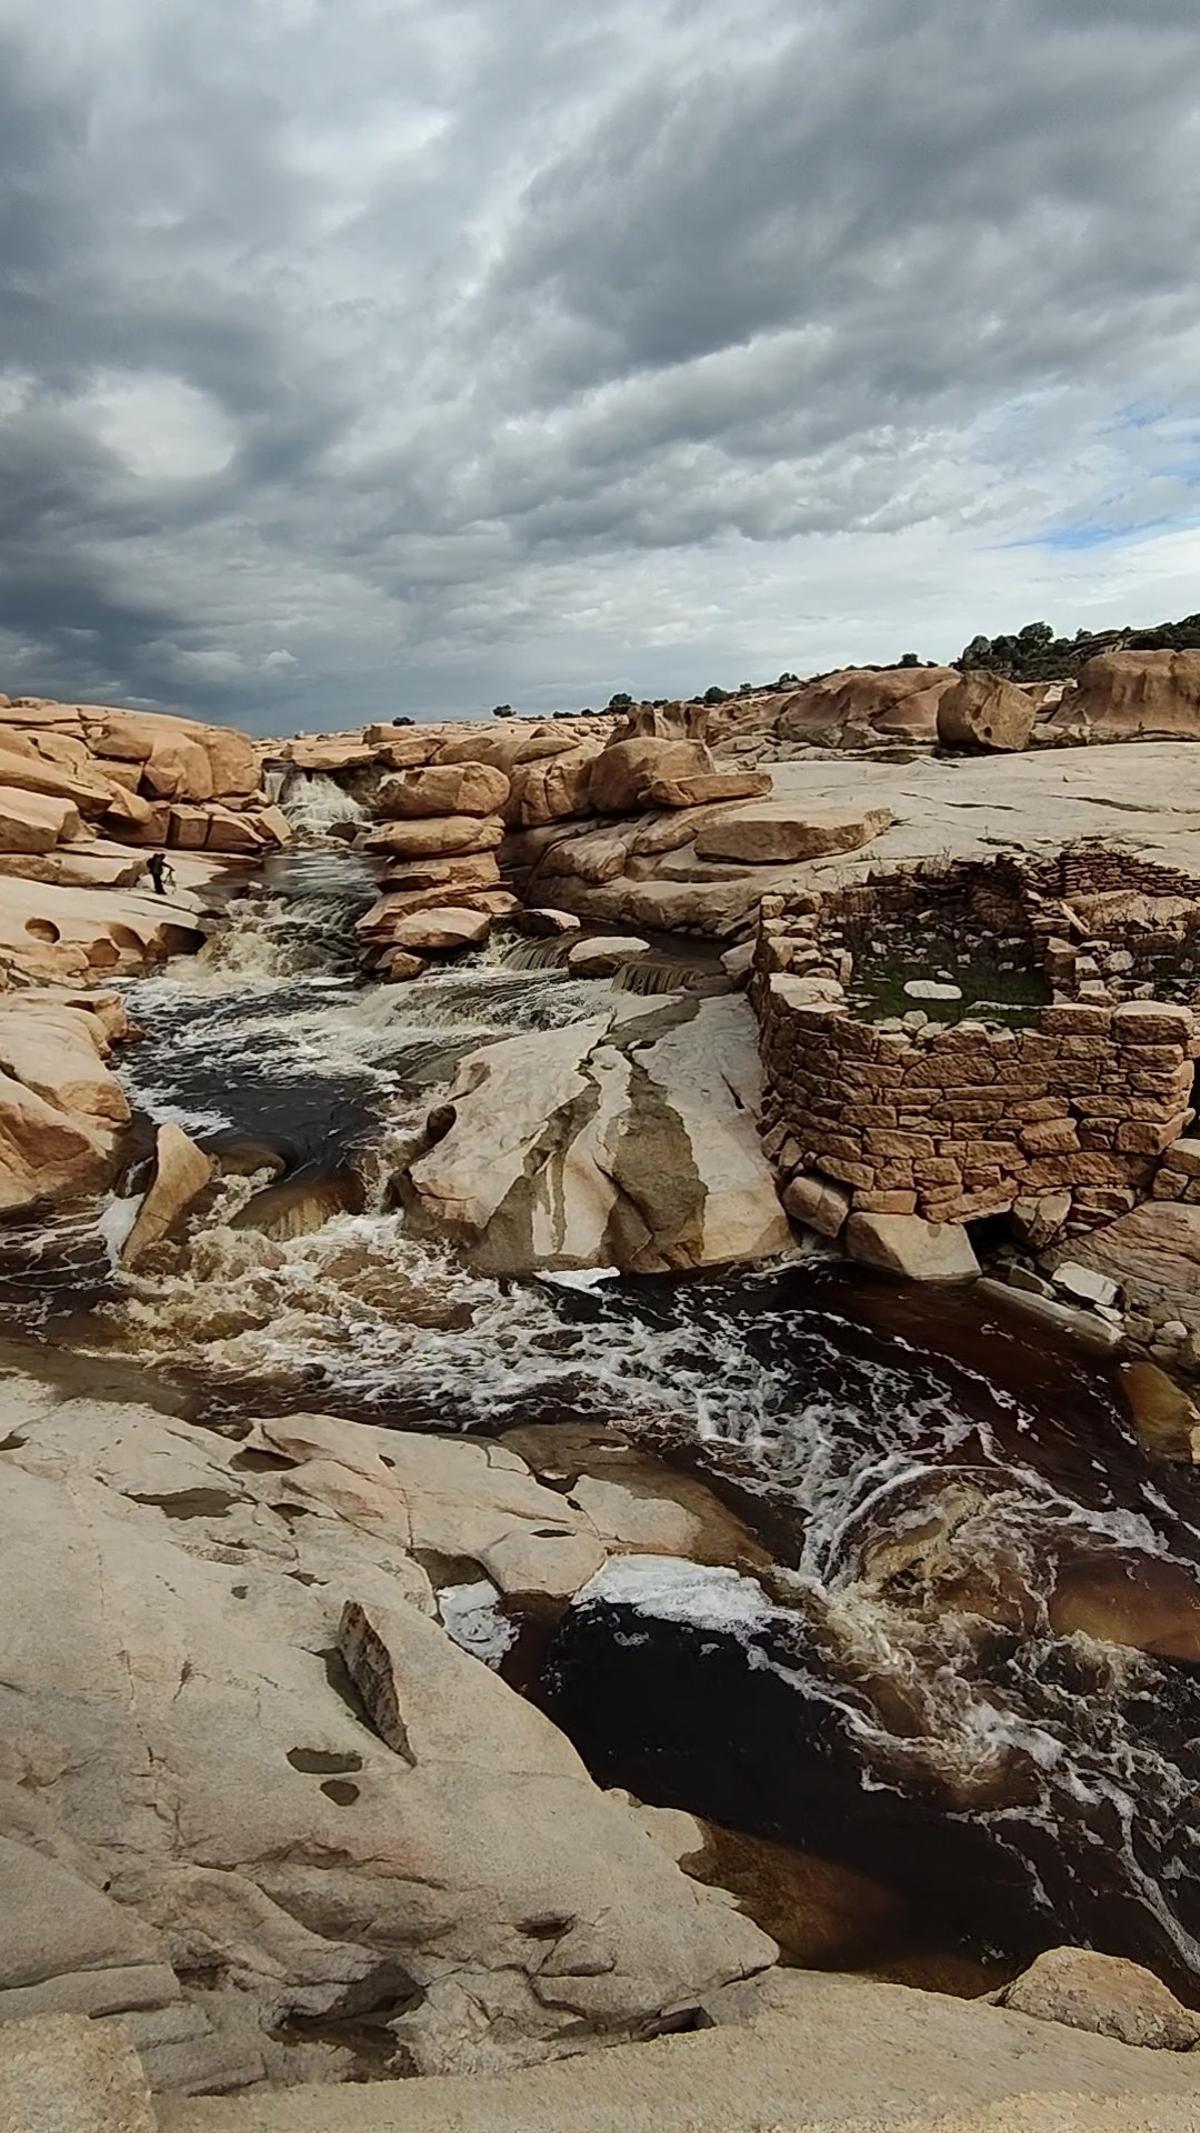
[5,847,1200,1999]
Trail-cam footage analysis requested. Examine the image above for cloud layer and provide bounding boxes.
[1,0,1199,731]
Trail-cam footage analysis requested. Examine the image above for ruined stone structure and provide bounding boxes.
[752,854,1200,1258]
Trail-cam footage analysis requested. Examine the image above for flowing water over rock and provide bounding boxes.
[5,849,1200,2001]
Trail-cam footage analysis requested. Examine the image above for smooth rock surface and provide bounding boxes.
[0,1382,774,2088]
[406,996,792,1275]
[846,1213,981,1283]
[694,803,892,865]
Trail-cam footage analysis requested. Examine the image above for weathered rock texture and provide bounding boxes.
[937,672,1038,753]
[0,1380,774,2093]
[0,990,132,1213]
[405,995,792,1274]
[0,695,286,856]
[754,868,1200,1243]
[1049,652,1200,743]
[994,1945,1200,2050]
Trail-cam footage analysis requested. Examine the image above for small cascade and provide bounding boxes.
[503,938,576,972]
[612,957,727,997]
[273,767,367,841]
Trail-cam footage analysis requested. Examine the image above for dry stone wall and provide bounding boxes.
[752,858,1200,1254]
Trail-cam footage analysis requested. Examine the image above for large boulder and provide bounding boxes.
[590,739,715,813]
[379,906,493,954]
[1049,651,1200,742]
[777,667,959,750]
[141,735,216,804]
[845,1213,980,1283]
[405,996,793,1275]
[507,746,601,827]
[362,815,505,861]
[377,763,510,820]
[121,1124,214,1267]
[936,672,1037,753]
[694,802,892,865]
[994,1946,1200,2050]
[0,748,111,813]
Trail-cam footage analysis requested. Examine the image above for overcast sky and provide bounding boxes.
[2,0,1199,734]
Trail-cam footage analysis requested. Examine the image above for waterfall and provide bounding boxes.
[273,768,367,840]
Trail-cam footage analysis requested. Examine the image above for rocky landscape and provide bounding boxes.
[6,651,1200,2129]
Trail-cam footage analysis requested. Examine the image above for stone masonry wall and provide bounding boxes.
[751,859,1200,1248]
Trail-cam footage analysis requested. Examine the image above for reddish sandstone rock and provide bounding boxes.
[363,815,506,861]
[0,787,81,852]
[777,666,959,749]
[1049,650,1200,743]
[590,738,714,813]
[695,803,892,865]
[641,771,773,809]
[507,746,601,827]
[936,672,1036,753]
[378,762,510,820]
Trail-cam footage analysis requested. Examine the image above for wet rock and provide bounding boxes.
[230,1167,366,1242]
[514,907,582,938]
[382,906,493,954]
[566,933,652,976]
[694,803,892,865]
[122,1124,214,1267]
[782,1171,852,1240]
[1120,1360,1200,1463]
[936,672,1037,753]
[845,1213,980,1283]
[994,1945,1200,2049]
[405,996,791,1275]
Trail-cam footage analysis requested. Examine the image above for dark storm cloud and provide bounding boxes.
[0,0,1198,728]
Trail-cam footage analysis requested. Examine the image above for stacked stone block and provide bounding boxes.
[752,869,1200,1250]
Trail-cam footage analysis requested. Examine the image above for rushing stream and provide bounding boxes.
[6,845,1200,2000]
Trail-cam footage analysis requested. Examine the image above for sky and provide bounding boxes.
[1,0,1199,735]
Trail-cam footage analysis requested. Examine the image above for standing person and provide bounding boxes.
[145,851,173,897]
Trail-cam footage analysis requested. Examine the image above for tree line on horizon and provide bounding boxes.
[485,611,1200,720]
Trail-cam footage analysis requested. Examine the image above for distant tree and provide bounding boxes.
[702,685,730,704]
[898,651,921,668]
[491,703,514,718]
[608,691,634,709]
